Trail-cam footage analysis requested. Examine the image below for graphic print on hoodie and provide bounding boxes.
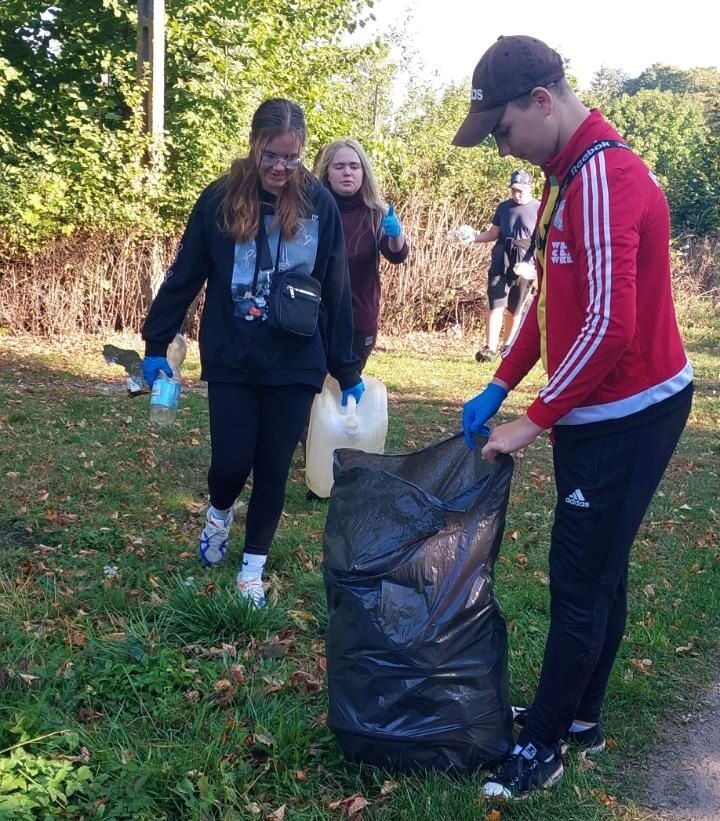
[231,215,319,322]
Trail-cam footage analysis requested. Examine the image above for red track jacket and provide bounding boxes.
[495,110,692,429]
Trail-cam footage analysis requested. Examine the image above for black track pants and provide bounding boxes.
[520,384,693,747]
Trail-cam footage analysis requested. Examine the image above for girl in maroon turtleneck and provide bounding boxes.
[315,139,409,370]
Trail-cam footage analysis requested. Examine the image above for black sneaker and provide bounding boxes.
[565,723,606,756]
[475,346,497,362]
[511,708,606,757]
[481,743,563,800]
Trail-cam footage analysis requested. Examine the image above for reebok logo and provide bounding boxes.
[551,241,573,264]
[566,489,590,508]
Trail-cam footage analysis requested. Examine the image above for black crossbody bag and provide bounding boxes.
[534,139,629,257]
[252,221,322,338]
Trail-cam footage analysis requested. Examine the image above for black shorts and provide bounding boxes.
[487,268,533,315]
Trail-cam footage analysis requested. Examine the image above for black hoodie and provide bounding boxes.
[142,176,361,391]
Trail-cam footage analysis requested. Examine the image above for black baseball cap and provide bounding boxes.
[453,35,565,147]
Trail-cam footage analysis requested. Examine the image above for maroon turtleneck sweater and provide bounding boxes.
[331,189,409,336]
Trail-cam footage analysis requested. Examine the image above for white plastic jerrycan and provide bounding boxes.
[305,375,388,498]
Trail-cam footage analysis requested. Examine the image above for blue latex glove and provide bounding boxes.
[341,380,366,407]
[381,205,402,239]
[462,383,509,449]
[142,356,173,388]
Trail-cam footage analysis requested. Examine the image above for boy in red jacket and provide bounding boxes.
[454,35,693,799]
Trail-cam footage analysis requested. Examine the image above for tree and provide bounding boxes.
[590,66,629,99]
[600,90,717,232]
[0,0,384,248]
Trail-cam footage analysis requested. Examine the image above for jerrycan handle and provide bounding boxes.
[344,394,360,433]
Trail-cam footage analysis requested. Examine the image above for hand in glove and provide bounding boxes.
[142,356,173,388]
[381,205,402,239]
[461,383,508,449]
[341,381,366,407]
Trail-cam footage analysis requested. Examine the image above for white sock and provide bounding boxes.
[569,720,596,732]
[240,553,267,581]
[208,505,232,524]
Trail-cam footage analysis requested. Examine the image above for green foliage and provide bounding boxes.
[588,90,719,233]
[0,0,385,247]
[622,63,720,97]
[390,83,520,221]
[1,3,720,255]
[0,719,94,818]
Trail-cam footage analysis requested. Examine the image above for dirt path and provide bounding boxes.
[643,679,720,820]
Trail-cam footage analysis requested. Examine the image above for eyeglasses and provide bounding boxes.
[259,150,301,170]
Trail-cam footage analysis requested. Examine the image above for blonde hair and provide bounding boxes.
[314,138,386,233]
[218,98,311,242]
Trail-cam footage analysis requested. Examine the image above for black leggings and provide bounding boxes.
[207,382,316,555]
[519,385,692,748]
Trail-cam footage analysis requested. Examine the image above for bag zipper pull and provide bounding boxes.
[288,285,296,298]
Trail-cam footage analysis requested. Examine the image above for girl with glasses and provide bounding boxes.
[140,98,363,607]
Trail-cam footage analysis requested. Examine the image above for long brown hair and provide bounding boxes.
[218,99,312,242]
[314,138,387,235]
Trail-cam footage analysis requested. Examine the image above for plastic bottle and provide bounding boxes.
[150,333,187,427]
[102,344,149,397]
[305,375,388,498]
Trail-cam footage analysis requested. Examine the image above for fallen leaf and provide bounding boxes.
[228,664,245,685]
[288,670,324,695]
[265,805,286,821]
[630,657,653,675]
[77,705,103,723]
[287,609,318,629]
[57,746,91,764]
[327,794,369,818]
[251,732,275,748]
[212,678,237,707]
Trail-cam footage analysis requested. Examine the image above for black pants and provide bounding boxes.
[519,384,693,748]
[352,333,376,373]
[207,382,316,555]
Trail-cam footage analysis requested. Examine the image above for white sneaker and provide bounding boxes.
[197,508,233,567]
[236,574,266,608]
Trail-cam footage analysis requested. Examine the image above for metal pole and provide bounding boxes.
[137,0,166,296]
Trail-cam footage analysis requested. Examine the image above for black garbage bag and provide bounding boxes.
[323,433,514,773]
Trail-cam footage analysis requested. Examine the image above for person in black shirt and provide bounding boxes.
[141,99,363,607]
[454,169,540,361]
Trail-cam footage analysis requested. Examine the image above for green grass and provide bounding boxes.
[0,316,718,820]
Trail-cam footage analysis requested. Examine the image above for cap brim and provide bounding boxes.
[452,105,504,147]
